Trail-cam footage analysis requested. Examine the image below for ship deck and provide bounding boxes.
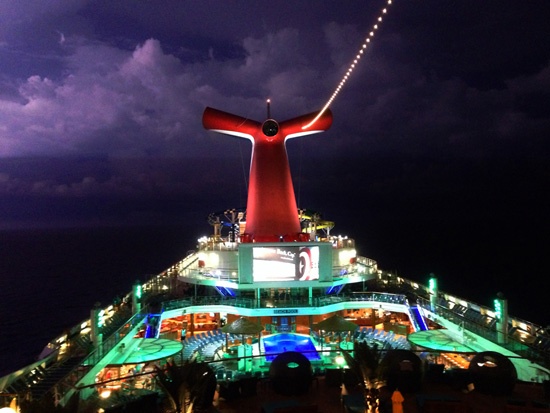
[3,262,550,411]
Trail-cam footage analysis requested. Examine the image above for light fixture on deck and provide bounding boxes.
[100,390,111,399]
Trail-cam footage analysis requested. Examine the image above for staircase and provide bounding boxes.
[101,307,133,338]
[7,355,85,400]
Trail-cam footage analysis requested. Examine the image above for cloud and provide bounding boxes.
[0,4,549,164]
[0,39,204,157]
[0,1,549,233]
[323,22,363,68]
[0,28,337,158]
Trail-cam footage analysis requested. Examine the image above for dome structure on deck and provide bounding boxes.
[468,351,517,395]
[269,351,313,396]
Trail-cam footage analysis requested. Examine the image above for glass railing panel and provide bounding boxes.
[179,268,239,281]
[198,241,239,251]
[161,292,407,312]
[356,255,377,268]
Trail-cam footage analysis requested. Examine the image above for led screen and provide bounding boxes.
[252,246,319,282]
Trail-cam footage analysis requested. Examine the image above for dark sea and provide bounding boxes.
[1,218,547,377]
[0,226,200,377]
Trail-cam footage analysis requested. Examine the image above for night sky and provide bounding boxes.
[1,1,550,325]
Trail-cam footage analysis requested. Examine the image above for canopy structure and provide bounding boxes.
[221,317,263,335]
[108,338,183,365]
[221,317,264,356]
[313,314,358,332]
[313,314,358,351]
[407,329,477,353]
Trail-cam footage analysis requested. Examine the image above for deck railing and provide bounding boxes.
[417,297,550,367]
[162,292,408,312]
[177,257,377,283]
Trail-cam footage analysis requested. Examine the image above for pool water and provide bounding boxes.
[262,333,320,361]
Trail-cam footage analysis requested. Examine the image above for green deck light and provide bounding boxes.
[494,298,502,320]
[428,277,437,294]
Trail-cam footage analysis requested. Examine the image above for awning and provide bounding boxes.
[313,314,358,332]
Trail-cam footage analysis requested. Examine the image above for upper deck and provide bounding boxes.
[174,234,378,289]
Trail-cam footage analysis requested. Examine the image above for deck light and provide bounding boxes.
[428,278,437,294]
[494,299,502,320]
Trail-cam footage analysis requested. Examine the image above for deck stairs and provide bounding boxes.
[5,308,134,401]
[101,307,133,338]
[7,355,84,400]
[69,334,94,354]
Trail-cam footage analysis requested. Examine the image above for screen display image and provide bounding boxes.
[252,246,319,282]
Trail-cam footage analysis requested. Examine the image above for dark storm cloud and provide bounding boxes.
[0,39,199,157]
[0,156,250,229]
[1,0,549,161]
[0,28,330,157]
[0,0,549,229]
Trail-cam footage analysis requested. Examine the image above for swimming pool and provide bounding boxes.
[262,333,320,361]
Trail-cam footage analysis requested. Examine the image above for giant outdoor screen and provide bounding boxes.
[252,246,319,282]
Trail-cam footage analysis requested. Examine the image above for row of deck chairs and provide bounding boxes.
[354,326,411,350]
[182,329,244,361]
[312,326,410,350]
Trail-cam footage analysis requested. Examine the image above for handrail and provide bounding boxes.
[162,292,408,312]
[0,350,59,393]
[175,251,200,271]
[378,271,548,342]
[417,298,549,367]
[178,265,375,282]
